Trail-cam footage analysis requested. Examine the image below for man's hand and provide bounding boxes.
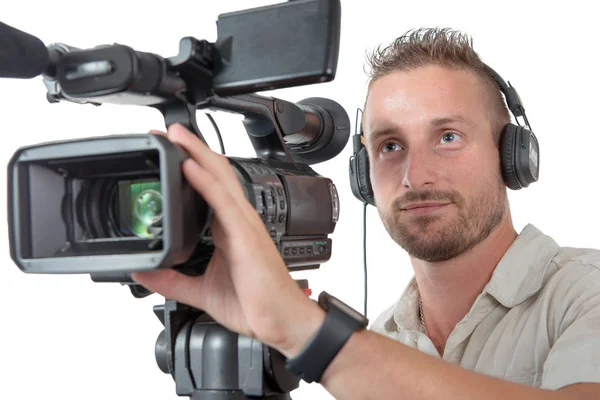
[131,124,325,357]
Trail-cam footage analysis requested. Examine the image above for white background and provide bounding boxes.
[1,1,599,399]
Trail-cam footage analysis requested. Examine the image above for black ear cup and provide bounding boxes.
[500,123,539,190]
[356,147,375,206]
[349,146,375,206]
[500,123,522,190]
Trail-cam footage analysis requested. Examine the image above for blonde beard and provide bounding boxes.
[380,181,507,262]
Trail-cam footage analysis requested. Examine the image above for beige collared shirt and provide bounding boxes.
[370,224,600,390]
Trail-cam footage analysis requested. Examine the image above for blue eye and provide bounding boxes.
[382,142,402,153]
[440,132,462,144]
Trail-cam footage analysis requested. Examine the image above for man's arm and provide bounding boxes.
[316,327,600,400]
[132,125,600,400]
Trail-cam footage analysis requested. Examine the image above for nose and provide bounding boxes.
[401,147,437,190]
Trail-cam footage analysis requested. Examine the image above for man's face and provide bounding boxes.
[364,65,508,262]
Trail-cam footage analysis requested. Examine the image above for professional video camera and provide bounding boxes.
[1,1,349,398]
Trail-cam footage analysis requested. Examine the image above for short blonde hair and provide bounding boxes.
[365,27,510,146]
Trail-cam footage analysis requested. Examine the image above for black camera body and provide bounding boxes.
[8,132,339,277]
[5,0,349,291]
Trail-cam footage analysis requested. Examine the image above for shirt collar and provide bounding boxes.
[483,223,560,308]
[391,223,560,330]
[392,277,421,332]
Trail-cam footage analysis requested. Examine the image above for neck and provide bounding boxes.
[412,214,518,356]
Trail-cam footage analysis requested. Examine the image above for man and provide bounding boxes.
[132,28,600,399]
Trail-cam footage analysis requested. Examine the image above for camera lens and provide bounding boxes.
[135,189,163,223]
[129,182,163,238]
[74,178,164,239]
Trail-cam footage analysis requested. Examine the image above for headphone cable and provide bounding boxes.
[363,201,368,318]
[354,106,369,318]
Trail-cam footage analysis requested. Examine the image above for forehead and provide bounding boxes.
[364,65,489,136]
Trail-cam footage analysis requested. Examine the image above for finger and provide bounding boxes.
[149,129,166,136]
[166,124,246,198]
[131,269,208,310]
[166,124,223,169]
[182,158,255,236]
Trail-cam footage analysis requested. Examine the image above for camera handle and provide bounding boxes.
[157,101,207,145]
[155,93,307,165]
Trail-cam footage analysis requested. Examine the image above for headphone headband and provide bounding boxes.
[483,64,526,120]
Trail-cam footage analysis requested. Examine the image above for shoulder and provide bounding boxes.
[552,246,600,272]
[535,245,600,390]
[546,246,600,295]
[540,246,600,334]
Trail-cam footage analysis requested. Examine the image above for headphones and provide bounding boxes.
[348,64,540,206]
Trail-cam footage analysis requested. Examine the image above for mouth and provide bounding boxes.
[401,202,452,216]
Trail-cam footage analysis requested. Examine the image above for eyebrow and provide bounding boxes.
[366,127,398,147]
[430,115,472,127]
